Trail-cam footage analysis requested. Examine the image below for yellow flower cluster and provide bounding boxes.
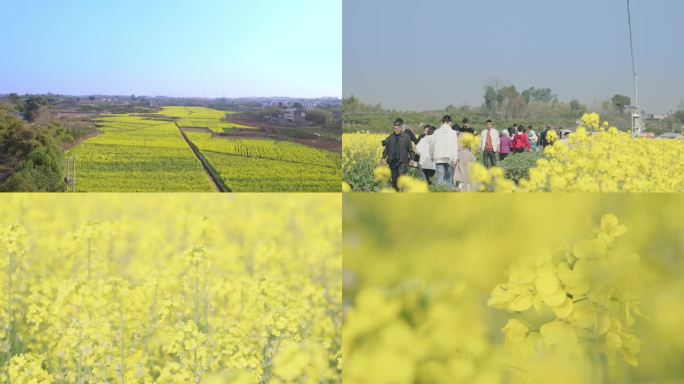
[580,112,600,130]
[489,214,643,372]
[372,166,429,193]
[342,132,389,191]
[344,284,496,383]
[342,132,386,171]
[469,163,516,192]
[546,129,558,143]
[458,132,480,152]
[521,113,684,192]
[0,194,341,383]
[373,166,391,183]
[396,176,429,192]
[343,194,684,383]
[8,353,51,383]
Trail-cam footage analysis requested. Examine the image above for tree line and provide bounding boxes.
[0,95,95,191]
[344,82,684,134]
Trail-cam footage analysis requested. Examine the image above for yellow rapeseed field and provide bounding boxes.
[0,194,341,383]
[342,113,684,192]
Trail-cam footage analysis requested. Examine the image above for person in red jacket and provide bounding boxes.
[511,125,531,153]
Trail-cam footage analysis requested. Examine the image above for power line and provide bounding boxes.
[627,0,637,80]
[626,0,641,136]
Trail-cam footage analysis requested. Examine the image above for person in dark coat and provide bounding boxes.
[507,126,515,137]
[459,118,475,134]
[382,120,415,190]
[539,125,551,148]
[381,118,418,146]
[403,126,419,144]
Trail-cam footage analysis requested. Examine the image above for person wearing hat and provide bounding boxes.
[382,118,415,190]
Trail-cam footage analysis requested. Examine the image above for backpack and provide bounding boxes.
[529,131,538,144]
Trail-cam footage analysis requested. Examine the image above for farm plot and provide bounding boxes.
[157,106,256,133]
[186,132,342,192]
[67,115,214,192]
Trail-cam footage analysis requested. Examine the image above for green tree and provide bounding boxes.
[306,109,334,126]
[495,89,505,110]
[674,110,684,122]
[0,113,39,161]
[1,144,64,192]
[521,88,532,104]
[500,85,519,101]
[535,88,555,103]
[484,86,496,111]
[611,94,631,113]
[570,99,582,111]
[7,93,20,106]
[522,87,556,104]
[343,95,361,114]
[601,100,611,111]
[23,96,49,122]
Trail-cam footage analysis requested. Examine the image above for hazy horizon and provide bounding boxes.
[344,0,684,114]
[1,0,341,98]
[1,92,341,99]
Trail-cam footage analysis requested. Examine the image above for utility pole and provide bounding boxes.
[65,156,76,192]
[627,0,641,137]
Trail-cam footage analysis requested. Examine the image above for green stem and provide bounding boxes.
[87,238,92,280]
[5,247,12,384]
[119,299,126,384]
[260,334,276,384]
[194,261,200,329]
[193,259,201,382]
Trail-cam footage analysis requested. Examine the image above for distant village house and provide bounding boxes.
[281,107,306,122]
[266,106,307,124]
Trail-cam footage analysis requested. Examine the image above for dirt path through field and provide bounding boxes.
[175,122,229,192]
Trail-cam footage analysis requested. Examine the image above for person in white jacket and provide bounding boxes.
[479,119,500,168]
[429,115,459,187]
[415,125,436,185]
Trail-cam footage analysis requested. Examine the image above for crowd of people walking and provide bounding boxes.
[381,115,562,190]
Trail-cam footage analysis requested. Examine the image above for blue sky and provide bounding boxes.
[344,0,684,114]
[1,0,341,98]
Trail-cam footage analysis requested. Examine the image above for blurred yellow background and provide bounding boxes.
[343,194,684,383]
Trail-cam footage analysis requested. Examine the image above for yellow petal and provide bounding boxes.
[543,288,567,307]
[509,293,534,312]
[551,297,574,318]
[535,272,559,296]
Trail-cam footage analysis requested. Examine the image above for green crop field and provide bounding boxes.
[66,115,214,192]
[157,106,256,133]
[186,132,341,192]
